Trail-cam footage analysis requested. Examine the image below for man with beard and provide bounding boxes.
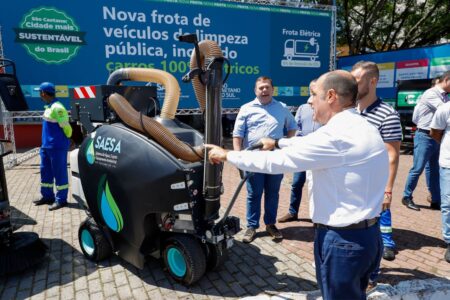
[351,62,402,289]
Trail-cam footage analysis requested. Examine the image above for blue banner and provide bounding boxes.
[337,43,450,101]
[0,0,332,110]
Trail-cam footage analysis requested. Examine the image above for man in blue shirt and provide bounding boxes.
[233,76,297,243]
[279,80,321,223]
[33,82,72,211]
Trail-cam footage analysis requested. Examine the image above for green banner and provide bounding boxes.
[397,91,423,107]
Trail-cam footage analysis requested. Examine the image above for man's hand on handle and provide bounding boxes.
[259,138,276,150]
[204,144,228,164]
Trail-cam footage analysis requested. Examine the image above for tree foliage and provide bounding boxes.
[337,0,450,55]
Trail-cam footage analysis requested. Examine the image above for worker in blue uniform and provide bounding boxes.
[33,82,72,211]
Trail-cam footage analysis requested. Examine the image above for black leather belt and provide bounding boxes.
[417,128,430,134]
[314,217,378,230]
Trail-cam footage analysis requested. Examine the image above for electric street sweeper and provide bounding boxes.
[70,35,244,285]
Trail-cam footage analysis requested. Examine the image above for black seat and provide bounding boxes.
[0,59,28,111]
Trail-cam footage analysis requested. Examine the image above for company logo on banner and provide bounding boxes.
[14,7,86,64]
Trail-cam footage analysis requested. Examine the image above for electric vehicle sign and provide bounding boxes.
[14,7,86,64]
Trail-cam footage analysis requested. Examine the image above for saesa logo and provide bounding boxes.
[94,135,121,153]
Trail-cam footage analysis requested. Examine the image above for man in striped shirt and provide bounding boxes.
[352,62,402,280]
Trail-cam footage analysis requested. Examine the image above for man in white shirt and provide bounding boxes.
[430,100,450,263]
[403,71,450,210]
[206,70,388,299]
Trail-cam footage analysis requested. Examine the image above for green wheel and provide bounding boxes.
[163,234,206,285]
[78,218,112,262]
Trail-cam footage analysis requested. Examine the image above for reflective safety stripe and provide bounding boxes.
[380,226,392,233]
[41,182,53,188]
[56,184,69,190]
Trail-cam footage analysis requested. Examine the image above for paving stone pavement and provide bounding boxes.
[0,151,449,299]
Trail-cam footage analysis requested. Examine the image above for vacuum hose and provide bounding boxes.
[107,68,180,120]
[108,93,204,162]
[187,40,224,221]
[189,41,223,112]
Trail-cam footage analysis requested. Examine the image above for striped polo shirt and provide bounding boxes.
[359,98,402,142]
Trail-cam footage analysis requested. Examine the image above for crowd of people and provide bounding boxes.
[207,66,450,299]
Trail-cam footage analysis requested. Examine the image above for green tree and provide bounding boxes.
[337,0,450,54]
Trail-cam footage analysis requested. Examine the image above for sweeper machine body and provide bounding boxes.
[70,36,242,285]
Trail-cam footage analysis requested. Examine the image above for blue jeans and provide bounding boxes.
[314,223,382,300]
[403,131,441,204]
[246,172,283,229]
[441,167,450,244]
[289,171,306,216]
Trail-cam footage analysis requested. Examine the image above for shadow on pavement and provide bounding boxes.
[378,267,445,286]
[119,239,317,297]
[0,237,104,300]
[280,225,315,243]
[10,206,37,230]
[394,228,447,251]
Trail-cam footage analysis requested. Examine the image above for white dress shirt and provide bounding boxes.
[431,102,450,168]
[413,86,447,129]
[227,109,389,227]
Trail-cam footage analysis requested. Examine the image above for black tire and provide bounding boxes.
[163,234,206,285]
[78,218,112,262]
[205,242,228,271]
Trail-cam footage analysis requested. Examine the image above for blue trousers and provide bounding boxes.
[380,209,395,248]
[370,209,395,282]
[40,148,68,204]
[246,172,283,229]
[289,171,306,216]
[314,223,382,300]
[441,167,450,244]
[403,131,441,204]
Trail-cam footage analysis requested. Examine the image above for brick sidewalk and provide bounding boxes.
[0,152,448,299]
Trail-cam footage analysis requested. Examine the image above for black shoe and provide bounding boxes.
[430,202,441,210]
[402,197,420,211]
[33,198,54,206]
[382,247,396,261]
[445,245,450,263]
[278,213,298,223]
[266,224,283,240]
[49,202,67,211]
[242,228,256,243]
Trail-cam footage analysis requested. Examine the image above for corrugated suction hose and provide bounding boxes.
[106,40,222,162]
[107,68,180,120]
[189,40,223,111]
[108,93,204,162]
